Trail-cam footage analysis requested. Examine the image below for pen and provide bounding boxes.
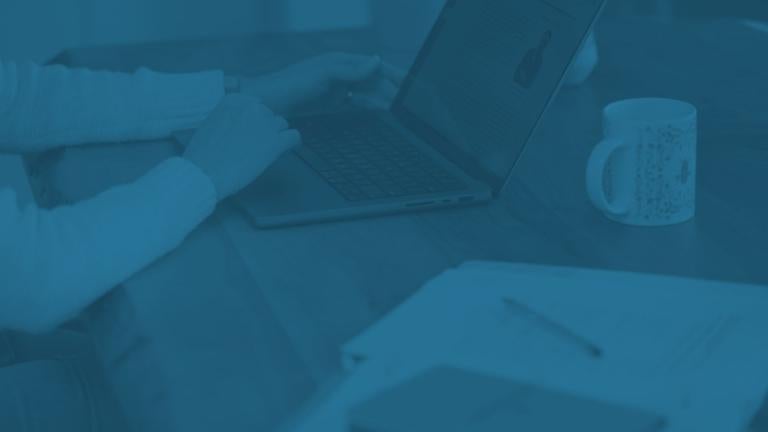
[502,297,604,359]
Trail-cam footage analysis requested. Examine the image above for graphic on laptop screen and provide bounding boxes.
[397,0,602,180]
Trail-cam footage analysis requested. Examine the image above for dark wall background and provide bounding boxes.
[605,0,768,19]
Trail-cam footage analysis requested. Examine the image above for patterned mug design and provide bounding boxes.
[587,98,697,226]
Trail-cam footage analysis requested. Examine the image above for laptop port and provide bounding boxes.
[406,201,436,208]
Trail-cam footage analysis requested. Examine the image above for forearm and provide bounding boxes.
[0,61,225,153]
[0,157,216,333]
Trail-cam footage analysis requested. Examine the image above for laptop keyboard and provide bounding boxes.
[292,113,465,202]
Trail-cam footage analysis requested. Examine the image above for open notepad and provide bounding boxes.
[293,263,768,432]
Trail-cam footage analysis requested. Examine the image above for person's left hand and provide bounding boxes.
[241,52,404,115]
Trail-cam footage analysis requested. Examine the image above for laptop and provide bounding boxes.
[237,0,606,228]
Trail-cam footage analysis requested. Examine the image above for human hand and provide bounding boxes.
[183,94,301,200]
[241,52,405,115]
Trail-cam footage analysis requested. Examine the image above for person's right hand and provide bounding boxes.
[240,53,405,115]
[184,94,301,200]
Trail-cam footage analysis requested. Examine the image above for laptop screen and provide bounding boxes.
[392,0,605,190]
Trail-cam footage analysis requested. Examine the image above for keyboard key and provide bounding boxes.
[380,184,407,196]
[359,186,387,199]
[293,114,466,202]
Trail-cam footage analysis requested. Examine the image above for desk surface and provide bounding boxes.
[40,17,768,432]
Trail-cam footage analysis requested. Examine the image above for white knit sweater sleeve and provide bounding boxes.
[0,61,224,333]
[0,61,225,151]
[0,157,217,333]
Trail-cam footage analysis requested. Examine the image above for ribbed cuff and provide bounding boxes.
[147,157,218,222]
[136,69,225,133]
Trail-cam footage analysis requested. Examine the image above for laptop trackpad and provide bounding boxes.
[234,151,346,222]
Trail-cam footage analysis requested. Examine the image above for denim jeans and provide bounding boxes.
[0,328,126,431]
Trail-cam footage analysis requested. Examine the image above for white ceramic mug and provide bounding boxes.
[565,31,598,86]
[586,98,698,226]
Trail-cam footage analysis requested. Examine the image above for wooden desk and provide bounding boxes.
[38,17,768,432]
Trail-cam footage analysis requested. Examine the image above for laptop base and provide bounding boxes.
[235,151,491,229]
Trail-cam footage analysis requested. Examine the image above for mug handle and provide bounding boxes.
[586,138,633,217]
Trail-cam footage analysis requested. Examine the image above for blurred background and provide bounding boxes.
[3,0,768,62]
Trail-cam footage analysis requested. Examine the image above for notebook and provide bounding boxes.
[349,366,665,432]
[332,262,768,432]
